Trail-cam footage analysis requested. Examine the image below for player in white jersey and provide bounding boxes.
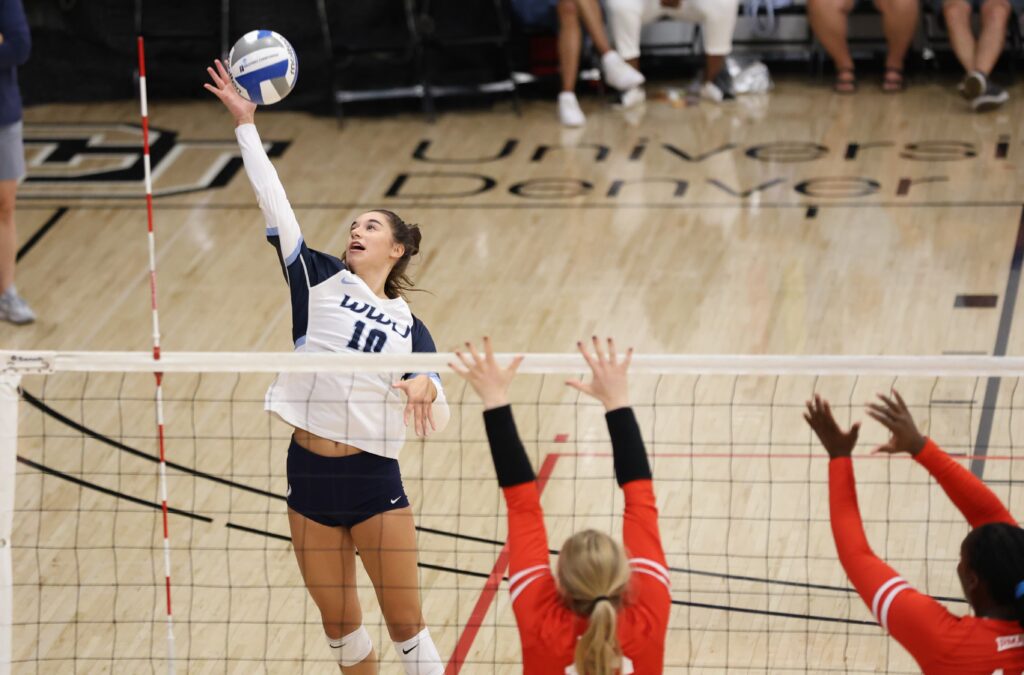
[206,60,449,675]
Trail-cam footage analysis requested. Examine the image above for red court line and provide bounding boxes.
[445,453,560,674]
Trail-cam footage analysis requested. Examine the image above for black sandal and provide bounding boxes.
[833,68,857,94]
[882,67,905,93]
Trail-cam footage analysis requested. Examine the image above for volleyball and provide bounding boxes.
[227,30,298,105]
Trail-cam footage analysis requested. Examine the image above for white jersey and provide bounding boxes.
[236,124,449,459]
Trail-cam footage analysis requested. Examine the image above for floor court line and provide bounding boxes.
[15,206,68,261]
[971,204,1024,477]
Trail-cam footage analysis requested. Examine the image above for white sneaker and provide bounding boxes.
[600,51,645,91]
[558,92,586,127]
[0,286,36,325]
[620,86,646,108]
[701,81,724,102]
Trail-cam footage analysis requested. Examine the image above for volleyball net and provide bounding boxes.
[3,351,1024,674]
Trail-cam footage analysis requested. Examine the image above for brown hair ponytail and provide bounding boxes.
[557,530,632,675]
[360,209,422,299]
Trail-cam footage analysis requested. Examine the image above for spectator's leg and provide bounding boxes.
[557,0,583,92]
[555,0,588,125]
[976,0,1011,74]
[605,0,654,68]
[807,0,857,74]
[705,55,726,81]
[0,120,32,326]
[574,0,646,90]
[943,0,978,73]
[0,180,16,294]
[573,0,614,54]
[0,178,34,325]
[685,0,739,82]
[875,0,919,89]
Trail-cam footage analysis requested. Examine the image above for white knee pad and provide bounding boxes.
[327,626,373,667]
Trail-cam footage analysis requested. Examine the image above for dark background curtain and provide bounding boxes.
[19,0,511,112]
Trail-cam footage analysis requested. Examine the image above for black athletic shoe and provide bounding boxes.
[972,82,1009,112]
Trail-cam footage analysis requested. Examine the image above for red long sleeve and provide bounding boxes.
[829,456,1024,674]
[503,482,556,599]
[622,480,670,590]
[829,458,917,625]
[915,439,1016,528]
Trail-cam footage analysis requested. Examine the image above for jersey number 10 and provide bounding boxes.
[347,320,387,353]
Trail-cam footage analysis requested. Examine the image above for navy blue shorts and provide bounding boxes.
[286,438,410,529]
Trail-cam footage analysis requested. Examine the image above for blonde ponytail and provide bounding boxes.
[557,530,631,675]
[576,597,620,675]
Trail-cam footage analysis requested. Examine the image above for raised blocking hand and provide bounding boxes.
[804,394,860,459]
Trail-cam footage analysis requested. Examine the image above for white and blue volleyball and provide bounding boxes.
[228,30,298,105]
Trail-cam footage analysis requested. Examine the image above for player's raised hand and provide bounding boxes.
[804,395,860,459]
[449,336,524,410]
[203,58,256,126]
[566,336,633,412]
[392,375,437,439]
[867,390,926,456]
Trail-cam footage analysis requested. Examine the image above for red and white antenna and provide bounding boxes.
[137,36,176,675]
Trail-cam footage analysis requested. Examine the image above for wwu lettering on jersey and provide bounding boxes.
[340,295,412,338]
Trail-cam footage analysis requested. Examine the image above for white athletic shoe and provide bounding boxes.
[0,286,36,325]
[700,69,736,103]
[701,81,725,102]
[558,92,586,127]
[601,51,645,91]
[620,86,646,108]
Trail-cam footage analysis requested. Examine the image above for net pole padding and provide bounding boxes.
[137,35,175,675]
[0,374,20,675]
[4,351,1024,376]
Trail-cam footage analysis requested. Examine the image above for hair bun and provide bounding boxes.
[406,224,422,257]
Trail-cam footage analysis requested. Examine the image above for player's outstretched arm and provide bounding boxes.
[804,395,891,602]
[205,59,303,274]
[568,337,652,485]
[570,338,668,589]
[451,338,551,577]
[450,337,529,484]
[806,395,961,669]
[868,390,1015,528]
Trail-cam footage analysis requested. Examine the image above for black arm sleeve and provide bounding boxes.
[482,405,537,488]
[605,407,652,486]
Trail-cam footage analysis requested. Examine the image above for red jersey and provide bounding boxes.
[831,439,1024,674]
[503,479,671,674]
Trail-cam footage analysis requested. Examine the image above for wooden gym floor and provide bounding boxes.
[6,78,1024,673]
